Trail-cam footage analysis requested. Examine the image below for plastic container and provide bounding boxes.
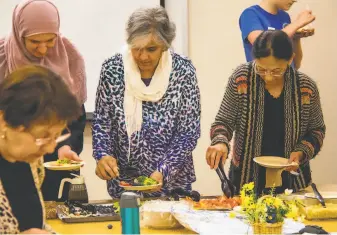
[140,200,190,229]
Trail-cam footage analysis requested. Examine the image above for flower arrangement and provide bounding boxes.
[240,182,301,234]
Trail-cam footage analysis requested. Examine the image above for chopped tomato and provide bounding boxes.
[193,196,241,210]
[120,181,131,186]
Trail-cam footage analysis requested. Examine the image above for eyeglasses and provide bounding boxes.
[34,127,71,146]
[255,64,286,77]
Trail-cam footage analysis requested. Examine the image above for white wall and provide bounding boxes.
[165,0,189,56]
[0,0,161,113]
[189,0,337,196]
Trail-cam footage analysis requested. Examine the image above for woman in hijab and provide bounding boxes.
[0,0,87,201]
[92,7,201,198]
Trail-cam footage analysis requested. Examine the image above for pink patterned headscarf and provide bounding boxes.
[0,0,86,104]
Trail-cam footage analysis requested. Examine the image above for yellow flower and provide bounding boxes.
[242,182,254,192]
[284,189,293,196]
[298,215,305,222]
[247,182,254,191]
[286,204,299,219]
[274,198,283,208]
[264,197,273,206]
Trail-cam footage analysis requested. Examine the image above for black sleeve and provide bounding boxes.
[62,104,86,155]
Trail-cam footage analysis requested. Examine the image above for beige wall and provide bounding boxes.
[188,0,337,196]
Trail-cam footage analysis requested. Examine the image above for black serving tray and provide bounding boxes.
[56,203,120,223]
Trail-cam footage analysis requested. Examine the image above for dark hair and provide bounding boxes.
[253,30,293,60]
[0,65,81,128]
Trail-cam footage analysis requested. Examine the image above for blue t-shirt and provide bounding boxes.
[239,5,291,62]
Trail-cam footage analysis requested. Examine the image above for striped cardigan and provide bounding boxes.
[211,62,325,193]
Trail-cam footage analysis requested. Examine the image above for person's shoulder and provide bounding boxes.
[100,53,124,84]
[172,51,195,72]
[61,36,85,59]
[296,70,320,94]
[240,5,260,17]
[172,52,198,87]
[61,36,77,51]
[232,62,251,78]
[101,53,123,70]
[226,62,252,87]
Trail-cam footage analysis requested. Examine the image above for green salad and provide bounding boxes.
[134,176,158,186]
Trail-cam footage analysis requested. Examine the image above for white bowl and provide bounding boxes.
[140,200,189,229]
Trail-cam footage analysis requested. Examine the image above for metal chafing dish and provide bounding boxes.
[282,184,337,220]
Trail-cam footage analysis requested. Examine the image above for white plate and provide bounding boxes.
[305,192,337,199]
[120,184,162,191]
[253,156,296,169]
[43,161,85,171]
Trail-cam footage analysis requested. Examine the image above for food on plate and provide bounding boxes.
[120,176,159,187]
[120,181,131,187]
[192,196,241,210]
[52,159,81,166]
[135,176,158,186]
[60,201,118,218]
[296,27,315,34]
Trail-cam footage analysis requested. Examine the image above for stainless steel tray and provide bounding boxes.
[282,195,337,220]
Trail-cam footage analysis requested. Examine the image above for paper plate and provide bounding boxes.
[305,192,337,199]
[44,161,85,171]
[120,184,162,191]
[253,156,296,169]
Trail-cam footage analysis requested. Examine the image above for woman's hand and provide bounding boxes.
[21,228,50,234]
[142,171,163,193]
[95,156,119,180]
[206,143,228,169]
[150,171,163,185]
[286,151,304,172]
[58,145,81,162]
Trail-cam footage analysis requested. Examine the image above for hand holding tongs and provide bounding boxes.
[169,188,201,202]
[311,183,326,208]
[216,157,235,198]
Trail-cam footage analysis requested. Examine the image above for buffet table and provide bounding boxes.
[48,219,194,234]
[47,219,337,234]
[48,184,337,234]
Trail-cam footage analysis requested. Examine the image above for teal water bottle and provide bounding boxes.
[120,192,141,234]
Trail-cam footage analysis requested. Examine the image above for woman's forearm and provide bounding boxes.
[293,38,303,69]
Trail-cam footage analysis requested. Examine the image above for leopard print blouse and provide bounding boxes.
[0,158,54,234]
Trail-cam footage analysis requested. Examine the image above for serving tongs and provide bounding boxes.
[311,183,326,208]
[216,157,235,198]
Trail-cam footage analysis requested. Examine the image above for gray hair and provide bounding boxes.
[126,7,176,49]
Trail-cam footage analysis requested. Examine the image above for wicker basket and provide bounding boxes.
[252,222,283,234]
